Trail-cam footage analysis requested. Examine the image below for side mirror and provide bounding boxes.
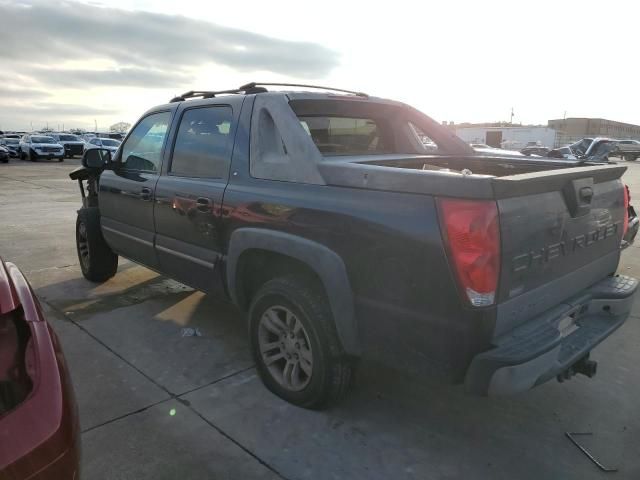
[83,148,112,168]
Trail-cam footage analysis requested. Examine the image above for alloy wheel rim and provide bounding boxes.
[258,305,313,391]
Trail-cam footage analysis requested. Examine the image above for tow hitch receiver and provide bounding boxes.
[557,355,598,382]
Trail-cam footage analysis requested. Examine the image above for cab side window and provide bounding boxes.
[170,106,233,178]
[120,111,171,172]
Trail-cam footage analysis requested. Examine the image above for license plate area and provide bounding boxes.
[557,305,585,338]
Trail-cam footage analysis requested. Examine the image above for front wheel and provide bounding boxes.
[76,207,118,282]
[248,275,353,409]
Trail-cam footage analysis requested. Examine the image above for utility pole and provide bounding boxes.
[94,119,98,133]
[510,107,514,125]
[30,121,33,132]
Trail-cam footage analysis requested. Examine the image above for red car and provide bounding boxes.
[0,260,80,479]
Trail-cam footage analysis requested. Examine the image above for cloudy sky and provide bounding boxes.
[0,0,638,132]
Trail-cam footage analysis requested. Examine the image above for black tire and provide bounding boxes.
[248,275,353,409]
[76,207,118,282]
[625,154,638,162]
[58,157,64,162]
[19,150,25,160]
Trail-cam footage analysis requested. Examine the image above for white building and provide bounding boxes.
[454,125,558,150]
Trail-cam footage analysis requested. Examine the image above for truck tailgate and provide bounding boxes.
[492,164,627,336]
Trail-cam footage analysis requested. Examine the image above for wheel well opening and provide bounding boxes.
[235,249,324,310]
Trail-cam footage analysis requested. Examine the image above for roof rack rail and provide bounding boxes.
[240,82,368,97]
[170,82,367,103]
[169,84,269,102]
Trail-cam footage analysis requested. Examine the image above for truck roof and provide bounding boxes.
[155,82,404,110]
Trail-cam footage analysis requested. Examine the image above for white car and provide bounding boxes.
[83,137,122,155]
[18,135,65,162]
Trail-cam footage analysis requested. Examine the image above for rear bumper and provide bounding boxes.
[465,274,638,395]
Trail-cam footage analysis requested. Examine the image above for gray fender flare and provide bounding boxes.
[226,228,360,356]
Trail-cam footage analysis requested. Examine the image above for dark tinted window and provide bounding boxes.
[120,111,171,172]
[170,106,233,178]
[31,136,54,143]
[59,134,79,141]
[298,116,389,155]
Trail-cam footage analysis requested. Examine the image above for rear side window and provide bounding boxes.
[298,116,389,155]
[120,111,171,172]
[170,106,233,178]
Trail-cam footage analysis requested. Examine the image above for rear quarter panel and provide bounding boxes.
[223,98,495,376]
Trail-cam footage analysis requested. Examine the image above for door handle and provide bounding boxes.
[140,187,152,201]
[196,197,212,212]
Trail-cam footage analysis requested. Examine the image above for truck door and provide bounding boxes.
[153,98,242,293]
[99,111,172,269]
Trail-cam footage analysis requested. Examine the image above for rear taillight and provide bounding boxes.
[438,199,501,307]
[623,185,630,237]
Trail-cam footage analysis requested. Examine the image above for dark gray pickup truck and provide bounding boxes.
[70,83,638,409]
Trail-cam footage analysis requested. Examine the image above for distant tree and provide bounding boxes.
[110,122,131,134]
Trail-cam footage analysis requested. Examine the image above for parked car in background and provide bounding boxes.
[548,138,616,162]
[520,146,551,157]
[0,145,9,163]
[83,137,121,154]
[0,138,21,157]
[614,139,640,161]
[18,135,65,162]
[49,133,86,158]
[0,259,80,478]
[469,143,492,149]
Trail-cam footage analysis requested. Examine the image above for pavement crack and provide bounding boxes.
[81,397,171,435]
[0,174,69,192]
[43,299,287,478]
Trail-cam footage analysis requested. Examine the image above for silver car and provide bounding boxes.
[83,137,122,155]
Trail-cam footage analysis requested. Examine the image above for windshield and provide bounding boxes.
[31,136,55,143]
[569,138,593,156]
[59,134,79,141]
[101,139,121,147]
[4,139,19,144]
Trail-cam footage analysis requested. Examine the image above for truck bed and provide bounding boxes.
[318,154,625,199]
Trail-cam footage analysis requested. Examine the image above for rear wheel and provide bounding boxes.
[249,275,353,409]
[76,207,118,282]
[625,154,638,162]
